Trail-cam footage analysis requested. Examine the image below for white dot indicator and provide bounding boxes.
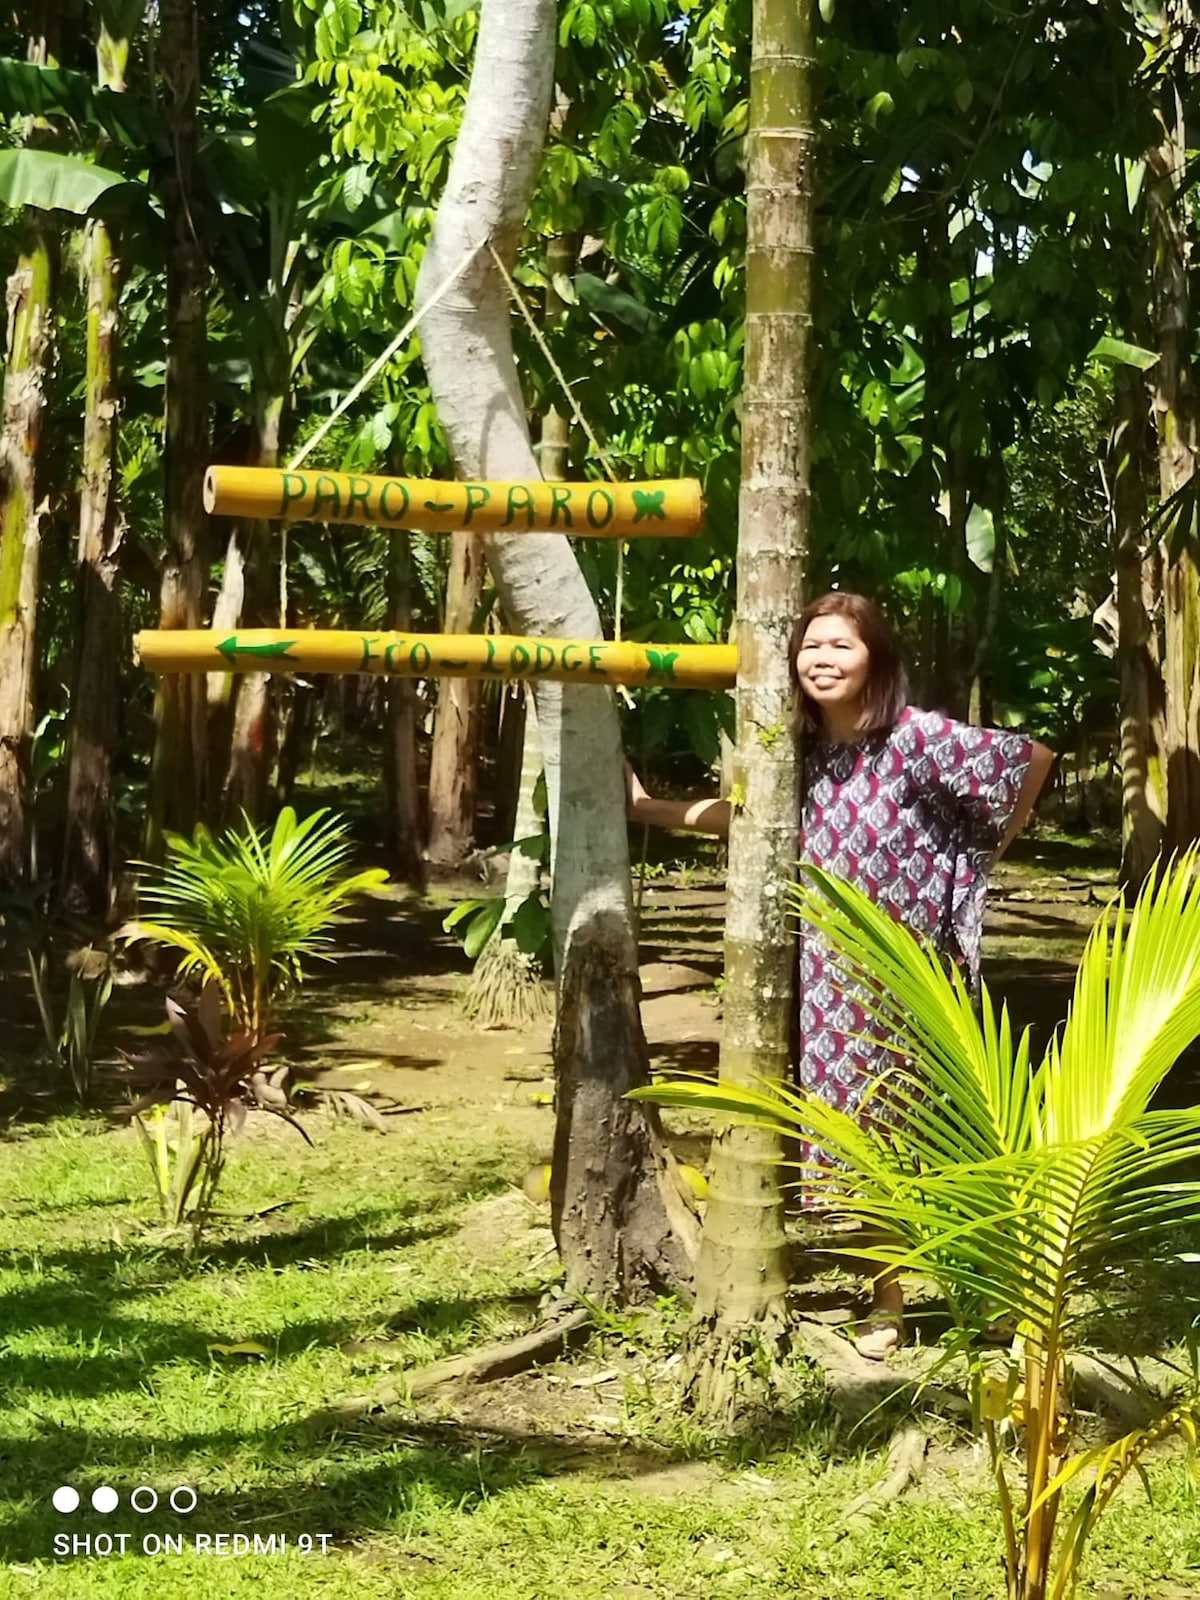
[92,1486,119,1514]
[131,1486,159,1513]
[52,1486,80,1513]
[169,1486,197,1514]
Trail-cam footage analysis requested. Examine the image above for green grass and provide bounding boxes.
[2,1108,1199,1598]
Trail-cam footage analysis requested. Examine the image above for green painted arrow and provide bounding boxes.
[217,635,298,664]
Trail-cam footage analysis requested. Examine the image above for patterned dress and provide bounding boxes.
[796,706,1034,1189]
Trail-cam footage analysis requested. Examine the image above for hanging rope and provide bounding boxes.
[487,241,652,920]
[275,236,489,625]
[289,237,488,474]
[485,241,627,642]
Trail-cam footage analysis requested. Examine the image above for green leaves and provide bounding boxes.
[0,150,134,216]
[444,895,504,960]
[0,57,164,149]
[123,808,388,1037]
[636,851,1200,1344]
[575,272,661,336]
[965,503,995,572]
[1089,335,1159,370]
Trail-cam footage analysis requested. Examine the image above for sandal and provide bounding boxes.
[853,1314,906,1362]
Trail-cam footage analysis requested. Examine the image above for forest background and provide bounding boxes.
[2,0,1195,916]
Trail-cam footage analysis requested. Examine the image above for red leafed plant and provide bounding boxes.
[116,984,310,1250]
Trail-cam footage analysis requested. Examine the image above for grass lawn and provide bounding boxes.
[2,1106,1199,1599]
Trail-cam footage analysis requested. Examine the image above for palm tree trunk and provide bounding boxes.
[684,0,814,1423]
[416,0,695,1303]
[62,0,140,912]
[147,0,209,856]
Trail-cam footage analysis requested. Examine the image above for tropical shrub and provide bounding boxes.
[633,854,1200,1600]
[122,807,388,1040]
[118,985,306,1250]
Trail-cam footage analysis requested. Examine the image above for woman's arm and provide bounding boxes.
[992,740,1055,862]
[625,763,731,837]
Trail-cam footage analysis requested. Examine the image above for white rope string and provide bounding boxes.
[485,241,626,642]
[277,236,488,625]
[288,237,487,473]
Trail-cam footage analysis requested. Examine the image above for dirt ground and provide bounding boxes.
[284,841,1110,1124]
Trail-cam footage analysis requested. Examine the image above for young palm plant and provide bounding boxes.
[633,852,1200,1600]
[123,807,388,1039]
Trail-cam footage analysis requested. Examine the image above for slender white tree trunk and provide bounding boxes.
[416,0,695,1300]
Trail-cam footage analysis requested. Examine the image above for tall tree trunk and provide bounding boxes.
[465,227,576,1019]
[684,0,814,1424]
[0,17,61,887]
[1113,363,1166,887]
[424,531,484,864]
[384,527,425,886]
[416,0,695,1303]
[218,395,284,825]
[146,0,209,856]
[1150,79,1200,856]
[539,230,576,481]
[62,0,141,912]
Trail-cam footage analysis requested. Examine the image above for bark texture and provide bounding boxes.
[0,19,60,886]
[1112,366,1166,887]
[465,694,549,1027]
[1150,81,1200,857]
[384,528,426,886]
[424,532,485,864]
[685,0,815,1423]
[416,0,693,1302]
[216,396,284,825]
[147,0,209,854]
[62,1,139,911]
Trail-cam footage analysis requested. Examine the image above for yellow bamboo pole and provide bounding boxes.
[203,465,704,538]
[134,630,738,689]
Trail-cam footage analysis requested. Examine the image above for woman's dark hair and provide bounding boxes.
[788,592,908,736]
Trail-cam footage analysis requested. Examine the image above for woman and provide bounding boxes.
[626,592,1055,1358]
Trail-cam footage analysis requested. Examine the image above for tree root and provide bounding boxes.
[841,1424,928,1527]
[463,937,552,1028]
[338,1301,593,1414]
[680,1303,792,1431]
[1069,1352,1182,1428]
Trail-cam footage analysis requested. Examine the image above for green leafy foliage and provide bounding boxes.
[635,855,1200,1598]
[116,985,309,1250]
[0,148,133,214]
[27,952,113,1106]
[122,808,388,1040]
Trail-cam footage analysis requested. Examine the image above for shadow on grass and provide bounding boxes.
[0,1408,723,1564]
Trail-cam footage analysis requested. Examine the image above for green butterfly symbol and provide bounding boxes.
[644,648,680,682]
[631,489,667,521]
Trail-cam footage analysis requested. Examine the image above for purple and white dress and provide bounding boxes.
[796,706,1034,1187]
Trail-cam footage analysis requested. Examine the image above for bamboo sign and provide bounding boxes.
[134,630,737,690]
[204,466,704,538]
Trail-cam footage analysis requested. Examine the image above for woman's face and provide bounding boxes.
[795,613,871,714]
